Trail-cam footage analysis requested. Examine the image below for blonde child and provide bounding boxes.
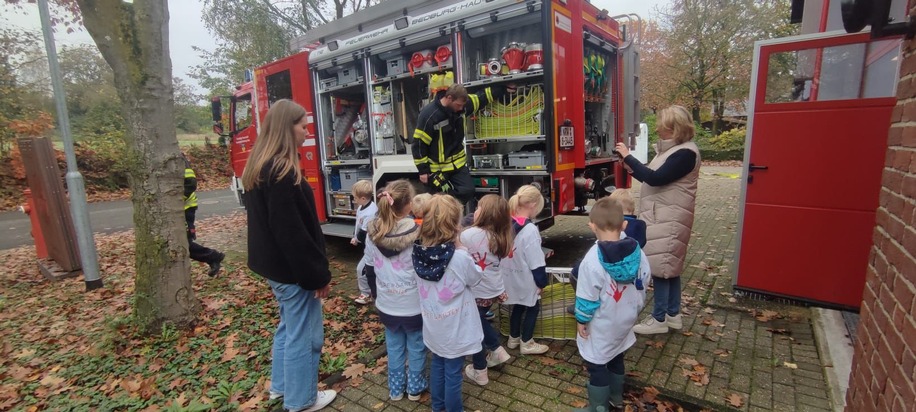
[352,179,378,304]
[364,180,427,401]
[411,193,432,226]
[461,195,514,385]
[413,194,483,412]
[500,185,550,355]
[609,189,646,248]
[573,197,650,411]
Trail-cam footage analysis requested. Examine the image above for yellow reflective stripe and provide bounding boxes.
[485,87,493,104]
[414,156,430,165]
[469,94,480,112]
[444,151,466,163]
[428,153,467,172]
[414,129,432,144]
[184,193,197,209]
[184,168,196,179]
[438,130,445,163]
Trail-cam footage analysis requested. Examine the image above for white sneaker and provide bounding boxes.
[486,346,512,367]
[407,392,422,401]
[299,390,337,412]
[354,294,372,305]
[520,339,549,355]
[390,393,403,401]
[507,336,521,349]
[665,314,683,330]
[633,315,669,335]
[464,365,489,385]
[269,390,283,400]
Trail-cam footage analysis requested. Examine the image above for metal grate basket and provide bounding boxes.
[496,267,579,340]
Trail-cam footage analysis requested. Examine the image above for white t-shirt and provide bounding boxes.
[501,223,546,306]
[364,236,420,318]
[575,243,651,365]
[459,227,505,300]
[417,249,484,358]
[354,201,378,237]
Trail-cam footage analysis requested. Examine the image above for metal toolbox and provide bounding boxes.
[319,77,338,90]
[332,193,355,216]
[337,65,361,84]
[339,168,372,191]
[507,151,546,168]
[387,57,407,76]
[472,154,504,169]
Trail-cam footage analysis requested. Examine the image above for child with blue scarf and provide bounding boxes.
[573,197,651,411]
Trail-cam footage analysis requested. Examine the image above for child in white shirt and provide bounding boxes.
[413,194,483,412]
[574,197,651,411]
[501,185,550,355]
[364,179,427,401]
[351,179,378,304]
[461,194,514,385]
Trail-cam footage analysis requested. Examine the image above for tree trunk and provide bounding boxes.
[75,0,199,334]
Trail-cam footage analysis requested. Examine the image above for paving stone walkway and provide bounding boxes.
[320,166,835,412]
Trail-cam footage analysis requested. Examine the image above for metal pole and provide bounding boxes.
[37,0,103,290]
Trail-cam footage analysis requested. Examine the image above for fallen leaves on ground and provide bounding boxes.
[727,393,744,407]
[679,357,710,386]
[646,340,665,349]
[343,363,367,379]
[0,212,383,410]
[752,309,781,322]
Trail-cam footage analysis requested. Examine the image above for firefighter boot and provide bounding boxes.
[208,252,225,277]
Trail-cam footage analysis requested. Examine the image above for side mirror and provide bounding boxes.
[841,0,915,38]
[210,97,224,135]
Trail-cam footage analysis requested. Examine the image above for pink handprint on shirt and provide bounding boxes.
[374,256,384,268]
[419,283,430,299]
[437,276,462,302]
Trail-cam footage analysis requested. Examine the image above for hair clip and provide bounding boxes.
[378,191,394,205]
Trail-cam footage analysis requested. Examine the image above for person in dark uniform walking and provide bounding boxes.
[183,154,225,277]
[411,83,513,208]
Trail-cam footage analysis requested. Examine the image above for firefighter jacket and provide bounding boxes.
[183,156,198,210]
[412,86,505,175]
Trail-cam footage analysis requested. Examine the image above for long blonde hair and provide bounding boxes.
[657,105,695,144]
[370,180,415,243]
[418,194,462,247]
[474,194,513,259]
[508,185,545,217]
[241,99,306,189]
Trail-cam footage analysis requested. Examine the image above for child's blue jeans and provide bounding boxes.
[510,302,541,341]
[430,353,464,412]
[651,276,681,321]
[585,351,626,386]
[385,327,427,398]
[472,304,501,369]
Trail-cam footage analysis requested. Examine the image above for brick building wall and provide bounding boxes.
[844,4,916,411]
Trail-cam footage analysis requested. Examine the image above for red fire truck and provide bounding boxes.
[212,0,641,237]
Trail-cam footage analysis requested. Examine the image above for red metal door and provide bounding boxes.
[254,52,327,221]
[734,32,900,309]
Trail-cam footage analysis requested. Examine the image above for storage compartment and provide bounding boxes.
[507,151,546,168]
[339,168,372,191]
[332,193,355,216]
[319,77,338,90]
[473,154,504,169]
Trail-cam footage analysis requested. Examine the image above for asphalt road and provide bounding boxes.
[0,189,242,251]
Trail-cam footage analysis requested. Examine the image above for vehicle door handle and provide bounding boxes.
[749,164,768,171]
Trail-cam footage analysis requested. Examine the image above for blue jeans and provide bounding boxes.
[267,280,324,411]
[472,305,501,369]
[385,327,428,398]
[509,302,541,342]
[430,353,464,412]
[651,276,681,321]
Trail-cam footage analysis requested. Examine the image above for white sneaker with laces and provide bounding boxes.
[507,336,521,349]
[520,339,549,355]
[464,365,489,385]
[390,393,403,401]
[665,314,683,330]
[632,315,669,335]
[407,392,422,401]
[486,346,512,367]
[299,390,337,412]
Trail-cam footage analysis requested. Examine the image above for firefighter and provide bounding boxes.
[183,154,225,277]
[411,83,514,207]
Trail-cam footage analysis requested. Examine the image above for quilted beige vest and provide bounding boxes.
[637,140,700,278]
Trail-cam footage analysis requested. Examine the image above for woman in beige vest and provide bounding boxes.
[614,105,701,335]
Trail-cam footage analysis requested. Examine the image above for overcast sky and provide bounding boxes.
[3,0,670,96]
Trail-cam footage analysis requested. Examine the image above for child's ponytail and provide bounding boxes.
[509,185,545,216]
[370,180,415,243]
